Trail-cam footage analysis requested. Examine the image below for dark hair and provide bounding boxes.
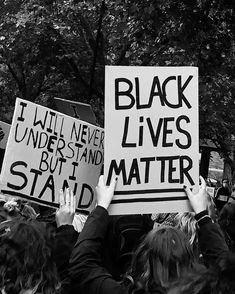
[0,220,60,294]
[129,226,199,290]
[219,203,235,222]
[219,203,235,248]
[169,252,235,294]
[0,199,6,208]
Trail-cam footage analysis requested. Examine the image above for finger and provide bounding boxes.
[69,189,73,210]
[199,176,207,189]
[66,188,70,206]
[97,175,104,187]
[73,192,76,213]
[109,177,118,191]
[59,189,65,206]
[183,185,193,199]
[70,190,75,212]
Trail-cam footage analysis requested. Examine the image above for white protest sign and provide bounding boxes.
[0,121,11,149]
[104,66,199,215]
[0,98,104,213]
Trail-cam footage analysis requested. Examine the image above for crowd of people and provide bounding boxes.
[0,176,235,293]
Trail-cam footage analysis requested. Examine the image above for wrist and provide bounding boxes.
[97,202,109,210]
[57,223,71,227]
[195,210,208,220]
[56,220,73,227]
[195,210,212,227]
[193,207,207,215]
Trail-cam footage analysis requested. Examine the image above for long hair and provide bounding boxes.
[129,226,199,290]
[169,252,235,294]
[0,220,60,294]
[176,212,199,256]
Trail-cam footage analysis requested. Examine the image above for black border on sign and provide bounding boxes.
[112,188,187,203]
[114,188,185,195]
[111,196,187,204]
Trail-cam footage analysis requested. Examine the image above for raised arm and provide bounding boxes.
[54,189,78,285]
[69,176,129,294]
[184,177,229,266]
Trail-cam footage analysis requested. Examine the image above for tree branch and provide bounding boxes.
[6,63,23,94]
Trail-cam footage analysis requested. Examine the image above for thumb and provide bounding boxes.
[199,176,206,189]
[97,175,104,187]
[184,185,193,199]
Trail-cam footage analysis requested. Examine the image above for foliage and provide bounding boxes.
[0,0,234,152]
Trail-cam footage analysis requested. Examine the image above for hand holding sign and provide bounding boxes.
[56,188,76,227]
[184,176,208,214]
[95,175,118,210]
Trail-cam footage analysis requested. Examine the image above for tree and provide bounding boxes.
[0,0,234,175]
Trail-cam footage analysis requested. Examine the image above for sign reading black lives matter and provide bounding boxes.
[104,66,199,215]
[0,98,104,213]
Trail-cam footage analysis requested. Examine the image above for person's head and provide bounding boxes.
[129,226,198,290]
[0,220,60,294]
[219,202,235,244]
[222,179,229,188]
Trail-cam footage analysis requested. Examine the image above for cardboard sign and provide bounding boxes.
[0,98,104,213]
[104,66,199,215]
[54,97,97,125]
[0,121,11,149]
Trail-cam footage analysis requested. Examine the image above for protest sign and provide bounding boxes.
[0,98,104,213]
[206,187,215,198]
[104,66,199,215]
[54,97,97,125]
[0,121,11,149]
